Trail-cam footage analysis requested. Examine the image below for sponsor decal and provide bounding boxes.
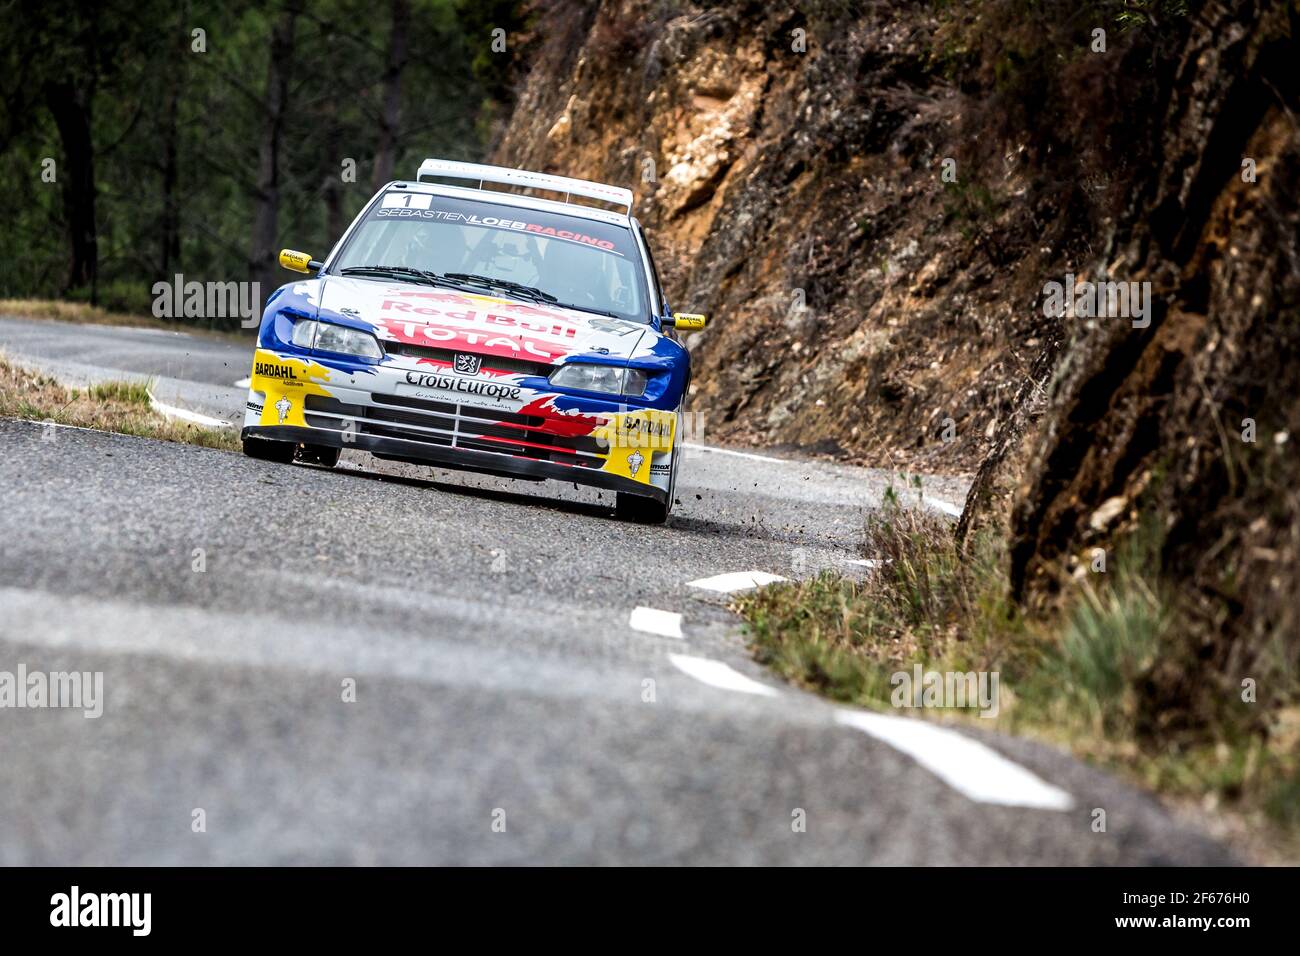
[380,299,580,337]
[377,312,573,362]
[381,193,433,210]
[519,222,619,253]
[404,370,522,402]
[453,352,482,375]
[594,409,677,483]
[247,349,334,428]
[614,414,674,448]
[254,360,297,380]
[371,200,621,254]
[586,317,642,337]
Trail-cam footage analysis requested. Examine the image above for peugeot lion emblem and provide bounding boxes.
[454,353,482,375]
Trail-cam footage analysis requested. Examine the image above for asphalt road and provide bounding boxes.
[0,315,250,426]
[0,316,1232,864]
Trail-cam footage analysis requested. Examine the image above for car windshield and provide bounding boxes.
[331,191,651,323]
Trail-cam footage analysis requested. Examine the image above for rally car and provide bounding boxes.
[240,159,706,523]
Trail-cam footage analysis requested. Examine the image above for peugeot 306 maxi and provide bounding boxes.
[241,159,707,523]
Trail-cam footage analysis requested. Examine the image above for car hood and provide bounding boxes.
[307,275,658,366]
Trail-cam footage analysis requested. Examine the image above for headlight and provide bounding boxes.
[291,320,383,359]
[548,363,647,397]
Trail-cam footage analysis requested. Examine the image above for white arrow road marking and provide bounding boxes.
[835,710,1074,811]
[686,570,787,593]
[629,606,683,638]
[146,390,233,429]
[668,654,781,697]
[234,377,252,388]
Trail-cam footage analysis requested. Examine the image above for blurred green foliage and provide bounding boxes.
[0,0,528,320]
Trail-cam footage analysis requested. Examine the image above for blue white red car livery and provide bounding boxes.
[240,159,706,522]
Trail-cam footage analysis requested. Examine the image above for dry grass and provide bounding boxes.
[737,503,1022,707]
[0,298,253,343]
[0,354,239,452]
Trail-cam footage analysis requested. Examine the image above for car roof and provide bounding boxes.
[382,180,636,230]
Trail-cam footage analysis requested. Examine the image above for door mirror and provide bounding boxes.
[672,312,707,331]
[279,249,323,273]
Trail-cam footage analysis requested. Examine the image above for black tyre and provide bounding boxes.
[615,491,669,524]
[298,444,340,467]
[242,435,297,464]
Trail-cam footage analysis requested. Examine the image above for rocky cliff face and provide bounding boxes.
[495,0,1073,472]
[496,0,1299,717]
[1005,1,1300,728]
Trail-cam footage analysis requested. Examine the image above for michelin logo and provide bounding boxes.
[627,450,644,478]
[275,396,291,424]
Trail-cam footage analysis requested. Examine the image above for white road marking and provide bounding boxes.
[686,570,787,593]
[629,606,683,639]
[668,654,780,697]
[15,418,110,436]
[233,377,252,388]
[923,496,963,518]
[146,390,233,429]
[685,443,964,518]
[683,442,791,464]
[835,710,1074,811]
[844,558,887,568]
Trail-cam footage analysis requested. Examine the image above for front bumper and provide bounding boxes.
[242,423,668,502]
[244,348,676,501]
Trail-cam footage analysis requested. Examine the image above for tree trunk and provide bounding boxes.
[324,101,344,243]
[250,1,302,311]
[160,83,182,276]
[159,9,186,277]
[372,0,410,190]
[46,82,98,300]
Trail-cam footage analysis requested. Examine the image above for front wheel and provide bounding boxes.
[242,435,297,464]
[615,492,669,524]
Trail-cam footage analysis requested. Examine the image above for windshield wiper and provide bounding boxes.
[442,273,558,304]
[548,302,621,319]
[339,265,440,285]
[441,272,623,319]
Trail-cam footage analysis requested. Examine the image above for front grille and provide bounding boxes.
[303,393,607,466]
[384,342,552,378]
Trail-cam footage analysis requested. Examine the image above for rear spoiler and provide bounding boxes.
[415,159,634,216]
